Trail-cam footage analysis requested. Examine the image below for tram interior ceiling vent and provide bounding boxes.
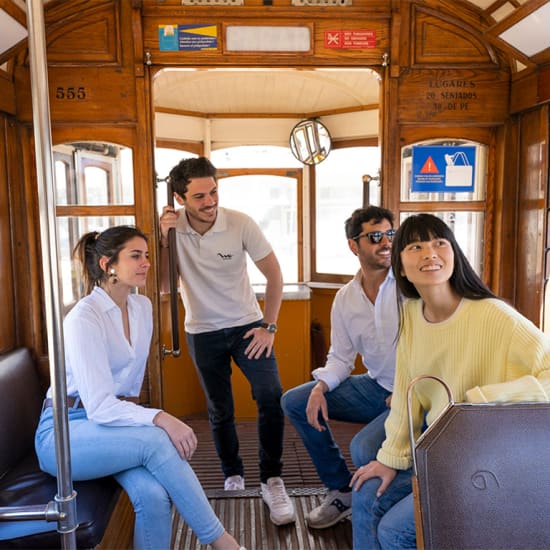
[181,0,243,4]
[292,0,352,5]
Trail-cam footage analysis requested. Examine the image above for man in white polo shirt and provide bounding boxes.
[159,156,295,526]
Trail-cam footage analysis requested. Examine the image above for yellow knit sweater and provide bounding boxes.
[377,298,550,470]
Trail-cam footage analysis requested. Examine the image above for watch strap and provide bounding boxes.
[260,322,278,333]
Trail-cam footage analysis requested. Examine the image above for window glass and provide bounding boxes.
[218,175,298,284]
[212,145,301,168]
[84,166,109,204]
[315,146,380,275]
[155,146,300,284]
[154,148,196,215]
[54,143,134,205]
[57,215,135,309]
[399,138,488,277]
[55,160,69,204]
[54,142,136,311]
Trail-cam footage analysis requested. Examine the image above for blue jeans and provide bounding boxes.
[32,406,224,550]
[378,493,416,549]
[186,321,284,483]
[281,374,390,490]
[350,464,413,550]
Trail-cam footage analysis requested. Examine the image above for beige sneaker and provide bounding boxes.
[306,489,352,529]
[260,477,296,526]
[224,475,245,491]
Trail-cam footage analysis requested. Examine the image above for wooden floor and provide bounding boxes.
[172,417,362,550]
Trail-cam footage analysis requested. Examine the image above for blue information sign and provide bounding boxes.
[411,146,476,193]
[158,24,218,52]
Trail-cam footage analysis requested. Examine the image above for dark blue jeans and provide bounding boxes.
[186,321,284,483]
[281,375,391,490]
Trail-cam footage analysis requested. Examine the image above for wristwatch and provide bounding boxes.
[261,322,278,334]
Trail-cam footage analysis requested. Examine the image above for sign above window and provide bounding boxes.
[225,25,311,53]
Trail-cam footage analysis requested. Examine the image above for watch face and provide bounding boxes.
[262,322,277,333]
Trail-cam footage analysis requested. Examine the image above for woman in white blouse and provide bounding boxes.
[35,226,241,550]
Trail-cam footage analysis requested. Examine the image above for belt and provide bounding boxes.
[43,396,140,410]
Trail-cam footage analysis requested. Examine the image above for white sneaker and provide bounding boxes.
[224,475,245,491]
[261,477,296,526]
[306,489,352,529]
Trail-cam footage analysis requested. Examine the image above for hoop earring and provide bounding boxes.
[109,268,118,284]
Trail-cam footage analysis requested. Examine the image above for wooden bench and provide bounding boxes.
[0,348,134,549]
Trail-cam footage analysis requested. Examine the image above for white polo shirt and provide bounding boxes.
[175,207,273,333]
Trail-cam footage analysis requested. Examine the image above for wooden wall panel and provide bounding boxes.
[0,116,16,353]
[0,72,16,115]
[141,12,391,68]
[412,7,496,66]
[14,0,137,124]
[45,2,121,65]
[515,107,548,325]
[491,121,519,303]
[397,69,509,125]
[539,65,550,105]
[510,71,539,115]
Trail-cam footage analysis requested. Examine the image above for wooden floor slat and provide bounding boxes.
[186,417,361,490]
[171,418,360,550]
[171,495,353,550]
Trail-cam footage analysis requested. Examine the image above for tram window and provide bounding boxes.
[213,147,300,283]
[399,138,488,277]
[55,143,134,205]
[155,147,197,215]
[155,146,300,284]
[58,215,135,309]
[54,142,136,311]
[314,146,380,277]
[211,145,300,169]
[83,166,109,204]
[55,159,69,203]
[218,174,298,284]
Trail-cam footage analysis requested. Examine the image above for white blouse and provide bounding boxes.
[46,286,161,426]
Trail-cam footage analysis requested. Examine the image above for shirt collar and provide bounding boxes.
[91,286,119,313]
[352,267,394,286]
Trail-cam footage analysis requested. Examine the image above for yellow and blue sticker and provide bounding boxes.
[159,24,218,51]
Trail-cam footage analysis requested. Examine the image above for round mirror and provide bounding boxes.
[289,119,331,165]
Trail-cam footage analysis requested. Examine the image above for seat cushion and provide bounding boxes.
[0,445,122,548]
[0,348,43,477]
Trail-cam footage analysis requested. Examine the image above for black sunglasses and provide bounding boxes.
[353,229,396,244]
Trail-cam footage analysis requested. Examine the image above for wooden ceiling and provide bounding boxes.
[2,0,549,116]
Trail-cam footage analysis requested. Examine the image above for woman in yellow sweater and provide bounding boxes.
[349,213,550,549]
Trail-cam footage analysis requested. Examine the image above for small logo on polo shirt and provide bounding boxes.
[217,252,233,260]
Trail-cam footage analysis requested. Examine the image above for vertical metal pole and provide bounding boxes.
[26,2,77,549]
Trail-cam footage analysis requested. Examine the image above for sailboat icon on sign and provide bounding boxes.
[420,156,439,174]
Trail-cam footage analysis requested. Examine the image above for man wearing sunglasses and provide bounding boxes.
[281,206,399,529]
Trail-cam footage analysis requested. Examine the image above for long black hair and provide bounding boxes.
[73,225,147,294]
[392,213,496,300]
